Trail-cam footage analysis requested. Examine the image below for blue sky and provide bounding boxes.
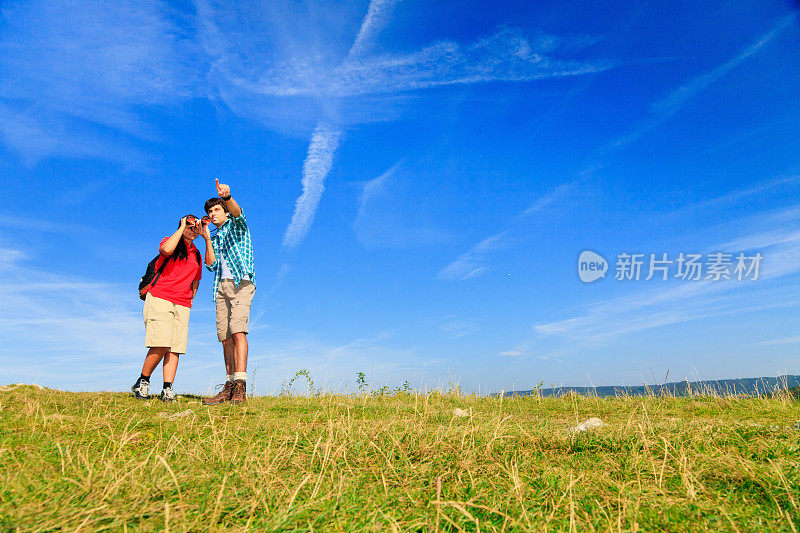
[1,0,799,394]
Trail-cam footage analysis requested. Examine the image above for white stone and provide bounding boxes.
[453,408,470,418]
[573,417,607,432]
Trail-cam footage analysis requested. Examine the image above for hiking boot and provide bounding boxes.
[131,378,150,400]
[160,386,176,402]
[231,380,247,404]
[202,381,234,406]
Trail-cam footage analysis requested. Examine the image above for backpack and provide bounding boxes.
[138,250,202,301]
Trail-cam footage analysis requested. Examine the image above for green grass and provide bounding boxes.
[1,385,799,531]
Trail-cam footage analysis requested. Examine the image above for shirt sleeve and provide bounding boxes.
[158,237,170,256]
[230,210,247,229]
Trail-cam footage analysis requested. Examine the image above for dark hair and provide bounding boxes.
[172,218,190,261]
[204,197,229,214]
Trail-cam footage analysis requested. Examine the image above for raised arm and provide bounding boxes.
[200,222,217,267]
[160,216,188,256]
[216,179,242,218]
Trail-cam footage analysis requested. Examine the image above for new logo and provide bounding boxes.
[578,250,607,283]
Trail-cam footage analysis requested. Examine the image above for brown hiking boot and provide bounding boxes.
[231,380,247,404]
[202,381,234,406]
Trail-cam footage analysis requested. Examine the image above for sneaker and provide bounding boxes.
[202,381,234,406]
[231,380,247,405]
[131,378,150,400]
[160,386,176,402]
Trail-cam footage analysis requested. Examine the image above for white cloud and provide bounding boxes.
[0,246,144,387]
[652,15,796,116]
[438,171,591,281]
[0,0,196,163]
[529,205,800,349]
[607,15,795,150]
[271,1,609,250]
[282,122,342,248]
[238,28,610,100]
[346,0,398,60]
[754,336,800,346]
[437,231,511,281]
[438,319,478,338]
[353,162,454,248]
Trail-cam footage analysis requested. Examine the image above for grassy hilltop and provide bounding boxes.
[1,385,799,531]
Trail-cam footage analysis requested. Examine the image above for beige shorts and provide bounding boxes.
[143,293,191,354]
[216,279,255,341]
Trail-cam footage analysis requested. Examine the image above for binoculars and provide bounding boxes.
[185,215,210,228]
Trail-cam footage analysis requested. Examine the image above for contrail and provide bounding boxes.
[347,0,398,60]
[281,0,399,250]
[282,122,342,248]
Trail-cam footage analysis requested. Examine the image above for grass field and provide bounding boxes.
[1,384,799,531]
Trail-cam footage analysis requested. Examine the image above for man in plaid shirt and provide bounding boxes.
[200,179,256,405]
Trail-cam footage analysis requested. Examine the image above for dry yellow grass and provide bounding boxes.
[1,385,799,531]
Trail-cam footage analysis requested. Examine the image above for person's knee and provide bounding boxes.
[233,332,248,344]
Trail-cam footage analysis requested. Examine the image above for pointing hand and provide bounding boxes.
[215,179,231,199]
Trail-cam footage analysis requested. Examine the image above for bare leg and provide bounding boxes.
[141,347,168,377]
[162,352,180,383]
[233,332,248,373]
[223,338,235,376]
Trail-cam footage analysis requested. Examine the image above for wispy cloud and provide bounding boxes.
[195,0,610,249]
[607,15,795,150]
[438,319,478,338]
[0,0,196,163]
[661,174,800,222]
[652,15,796,116]
[522,165,598,217]
[282,123,342,248]
[437,231,511,281]
[754,336,800,346]
[280,0,398,249]
[522,202,800,352]
[346,0,398,60]
[247,28,610,99]
[353,162,454,248]
[0,242,144,387]
[438,169,593,281]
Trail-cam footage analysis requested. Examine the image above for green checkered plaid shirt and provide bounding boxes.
[206,211,255,301]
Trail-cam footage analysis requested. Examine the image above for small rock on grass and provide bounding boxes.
[572,417,607,432]
[453,408,470,418]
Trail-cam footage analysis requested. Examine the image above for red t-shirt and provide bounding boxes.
[147,237,202,308]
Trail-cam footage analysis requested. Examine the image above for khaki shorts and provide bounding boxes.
[143,293,191,354]
[216,279,255,341]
